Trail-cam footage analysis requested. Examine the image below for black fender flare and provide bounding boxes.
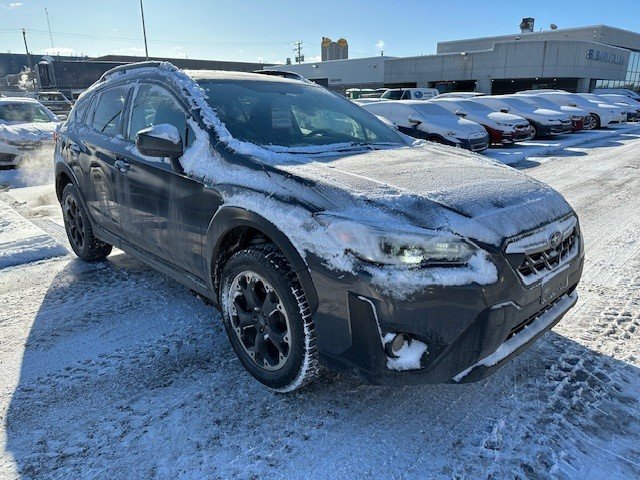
[205,206,318,312]
[54,161,94,223]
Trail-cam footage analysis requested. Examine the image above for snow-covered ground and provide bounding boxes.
[1,126,640,479]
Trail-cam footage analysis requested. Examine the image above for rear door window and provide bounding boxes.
[91,86,129,135]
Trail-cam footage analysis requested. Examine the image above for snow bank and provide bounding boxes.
[485,123,640,165]
[0,202,67,269]
[453,291,578,382]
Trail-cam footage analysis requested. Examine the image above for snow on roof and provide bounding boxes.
[0,97,39,104]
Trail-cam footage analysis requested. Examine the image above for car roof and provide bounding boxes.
[183,69,305,85]
[0,97,40,104]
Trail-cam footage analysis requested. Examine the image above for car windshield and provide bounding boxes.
[503,98,535,111]
[411,103,453,116]
[197,80,404,149]
[381,90,404,100]
[0,102,54,123]
[519,96,562,110]
[454,100,493,113]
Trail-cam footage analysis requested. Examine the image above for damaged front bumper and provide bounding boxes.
[308,224,584,385]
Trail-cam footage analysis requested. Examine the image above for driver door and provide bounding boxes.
[119,83,207,276]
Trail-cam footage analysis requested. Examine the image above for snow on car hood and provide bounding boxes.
[0,122,57,144]
[276,144,573,247]
[421,116,485,138]
[486,111,528,126]
[529,107,566,118]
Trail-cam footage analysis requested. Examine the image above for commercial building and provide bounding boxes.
[268,22,640,95]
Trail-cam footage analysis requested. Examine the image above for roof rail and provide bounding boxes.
[253,69,308,82]
[98,61,168,83]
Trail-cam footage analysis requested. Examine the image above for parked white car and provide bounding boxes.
[514,94,593,130]
[0,97,60,167]
[360,100,489,152]
[591,88,640,102]
[597,93,640,120]
[578,93,637,121]
[469,96,572,138]
[577,93,629,122]
[380,88,440,101]
[432,92,485,100]
[432,98,533,144]
[516,90,625,128]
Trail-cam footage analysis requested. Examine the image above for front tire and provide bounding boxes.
[220,244,318,392]
[61,184,112,261]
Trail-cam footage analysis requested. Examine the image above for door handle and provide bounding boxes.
[68,141,81,157]
[114,159,130,173]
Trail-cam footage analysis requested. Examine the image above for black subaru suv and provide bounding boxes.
[55,62,584,392]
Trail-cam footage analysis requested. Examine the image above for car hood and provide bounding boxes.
[275,144,573,247]
[530,107,565,118]
[420,116,485,137]
[485,111,528,126]
[0,122,57,144]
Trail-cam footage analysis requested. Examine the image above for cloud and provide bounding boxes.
[171,45,187,58]
[375,40,385,51]
[9,2,23,8]
[113,46,145,55]
[44,47,75,56]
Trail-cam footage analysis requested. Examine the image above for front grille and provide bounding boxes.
[507,293,569,340]
[517,228,578,279]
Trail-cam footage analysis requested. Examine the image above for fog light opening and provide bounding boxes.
[386,333,409,358]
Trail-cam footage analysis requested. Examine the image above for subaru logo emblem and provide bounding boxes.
[549,231,562,249]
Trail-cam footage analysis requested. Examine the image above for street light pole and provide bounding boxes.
[139,0,149,60]
[44,8,54,51]
[22,28,37,90]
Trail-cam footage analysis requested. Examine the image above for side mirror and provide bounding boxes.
[136,124,183,158]
[56,114,67,121]
[500,107,509,113]
[454,109,468,117]
[408,114,423,125]
[136,124,184,172]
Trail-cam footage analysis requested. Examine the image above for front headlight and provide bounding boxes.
[317,214,476,267]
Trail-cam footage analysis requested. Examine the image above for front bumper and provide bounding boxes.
[459,134,490,152]
[534,121,573,137]
[308,226,584,385]
[0,140,51,167]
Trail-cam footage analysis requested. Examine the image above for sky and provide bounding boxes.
[1,0,639,64]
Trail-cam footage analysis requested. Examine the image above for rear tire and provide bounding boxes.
[220,244,318,392]
[61,184,112,261]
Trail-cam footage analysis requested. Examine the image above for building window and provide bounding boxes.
[595,51,640,92]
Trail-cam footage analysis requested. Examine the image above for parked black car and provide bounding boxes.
[55,62,584,392]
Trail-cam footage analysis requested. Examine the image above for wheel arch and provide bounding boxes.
[206,206,318,313]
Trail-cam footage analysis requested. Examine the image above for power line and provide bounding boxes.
[0,28,294,47]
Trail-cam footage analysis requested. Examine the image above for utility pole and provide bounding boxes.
[44,8,54,52]
[293,41,304,64]
[139,0,149,60]
[22,28,37,89]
